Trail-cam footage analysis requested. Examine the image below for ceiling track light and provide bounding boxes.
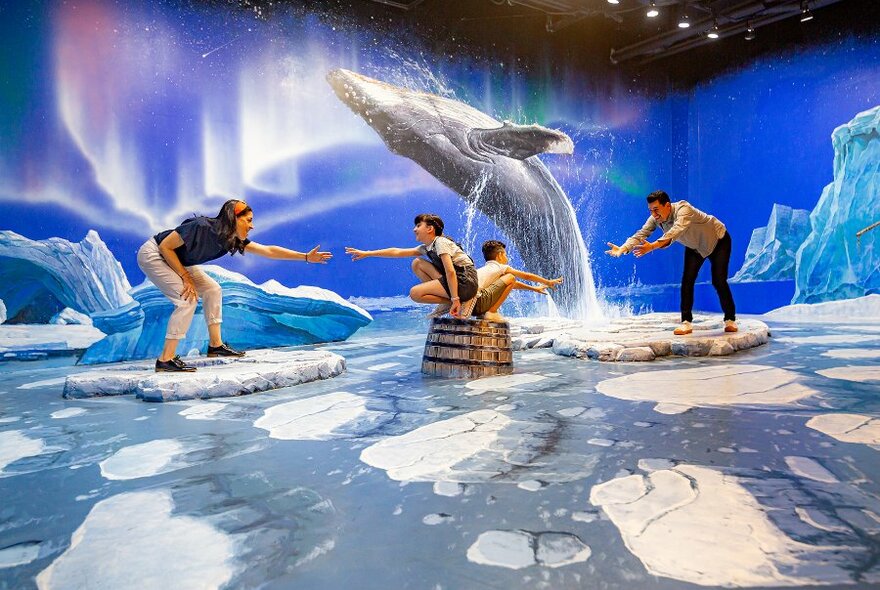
[646,1,659,18]
[744,22,756,41]
[607,0,620,4]
[800,1,814,22]
[707,21,720,39]
[678,9,690,29]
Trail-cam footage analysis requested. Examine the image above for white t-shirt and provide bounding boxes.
[417,236,473,268]
[477,260,510,289]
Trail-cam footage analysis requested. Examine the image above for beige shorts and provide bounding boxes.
[474,276,510,315]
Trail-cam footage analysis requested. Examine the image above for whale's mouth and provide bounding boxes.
[327,69,407,117]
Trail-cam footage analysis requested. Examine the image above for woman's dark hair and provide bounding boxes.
[414,213,444,236]
[213,199,252,255]
[646,190,671,206]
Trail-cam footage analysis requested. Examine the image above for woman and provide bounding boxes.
[137,199,332,372]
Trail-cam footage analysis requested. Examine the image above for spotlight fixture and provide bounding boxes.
[707,23,720,39]
[744,23,756,40]
[646,1,659,18]
[678,14,691,29]
[800,1,814,22]
[607,0,620,4]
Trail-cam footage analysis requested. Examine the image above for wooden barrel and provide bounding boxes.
[421,317,514,379]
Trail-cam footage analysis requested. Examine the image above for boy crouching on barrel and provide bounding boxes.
[346,214,479,318]
[470,240,563,322]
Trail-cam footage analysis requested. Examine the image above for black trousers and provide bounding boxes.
[680,232,736,322]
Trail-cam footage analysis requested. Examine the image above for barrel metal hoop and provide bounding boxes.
[422,355,513,368]
[423,341,510,352]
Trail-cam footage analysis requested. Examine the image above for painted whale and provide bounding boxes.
[327,69,599,318]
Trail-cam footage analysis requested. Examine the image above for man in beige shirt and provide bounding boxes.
[605,190,737,335]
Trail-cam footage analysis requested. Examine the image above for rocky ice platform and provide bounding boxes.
[63,349,345,402]
[510,313,769,362]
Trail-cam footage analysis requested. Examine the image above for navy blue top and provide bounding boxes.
[154,217,250,267]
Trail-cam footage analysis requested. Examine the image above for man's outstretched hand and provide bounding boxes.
[633,241,655,258]
[605,242,626,257]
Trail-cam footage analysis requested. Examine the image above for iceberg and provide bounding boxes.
[81,265,372,364]
[793,106,880,303]
[0,230,132,323]
[50,308,93,325]
[732,204,810,283]
[0,228,370,363]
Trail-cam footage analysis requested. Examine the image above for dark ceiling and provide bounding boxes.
[207,0,877,86]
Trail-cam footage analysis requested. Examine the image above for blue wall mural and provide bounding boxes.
[1,0,877,325]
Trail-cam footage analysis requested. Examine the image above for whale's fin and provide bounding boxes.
[467,121,575,160]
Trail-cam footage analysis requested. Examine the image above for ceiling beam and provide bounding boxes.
[610,0,847,64]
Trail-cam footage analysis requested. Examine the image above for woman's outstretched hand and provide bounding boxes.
[305,245,332,264]
[345,247,368,261]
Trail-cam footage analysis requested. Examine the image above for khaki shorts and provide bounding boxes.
[474,276,510,315]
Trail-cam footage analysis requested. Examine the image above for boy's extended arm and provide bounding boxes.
[508,267,563,287]
[513,281,549,294]
[346,246,421,260]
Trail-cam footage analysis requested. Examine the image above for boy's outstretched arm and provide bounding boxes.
[346,246,421,260]
[508,267,563,288]
[513,281,550,295]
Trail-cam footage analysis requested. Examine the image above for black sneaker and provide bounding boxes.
[207,343,246,358]
[155,356,197,372]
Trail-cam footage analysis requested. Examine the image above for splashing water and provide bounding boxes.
[545,295,561,319]
[461,170,491,256]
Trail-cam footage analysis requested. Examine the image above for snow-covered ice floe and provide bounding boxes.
[509,313,769,362]
[763,294,880,322]
[254,391,390,440]
[590,462,880,586]
[466,530,590,569]
[99,438,210,480]
[360,409,598,484]
[816,365,880,384]
[63,349,345,402]
[806,414,880,447]
[36,490,236,589]
[595,364,817,414]
[0,430,47,474]
[0,324,105,359]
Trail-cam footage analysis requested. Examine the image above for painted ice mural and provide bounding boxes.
[731,204,810,283]
[0,229,370,362]
[0,230,132,323]
[793,106,880,303]
[83,265,372,364]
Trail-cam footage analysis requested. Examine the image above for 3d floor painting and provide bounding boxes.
[1,1,879,589]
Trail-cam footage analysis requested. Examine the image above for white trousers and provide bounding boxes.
[136,239,222,340]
